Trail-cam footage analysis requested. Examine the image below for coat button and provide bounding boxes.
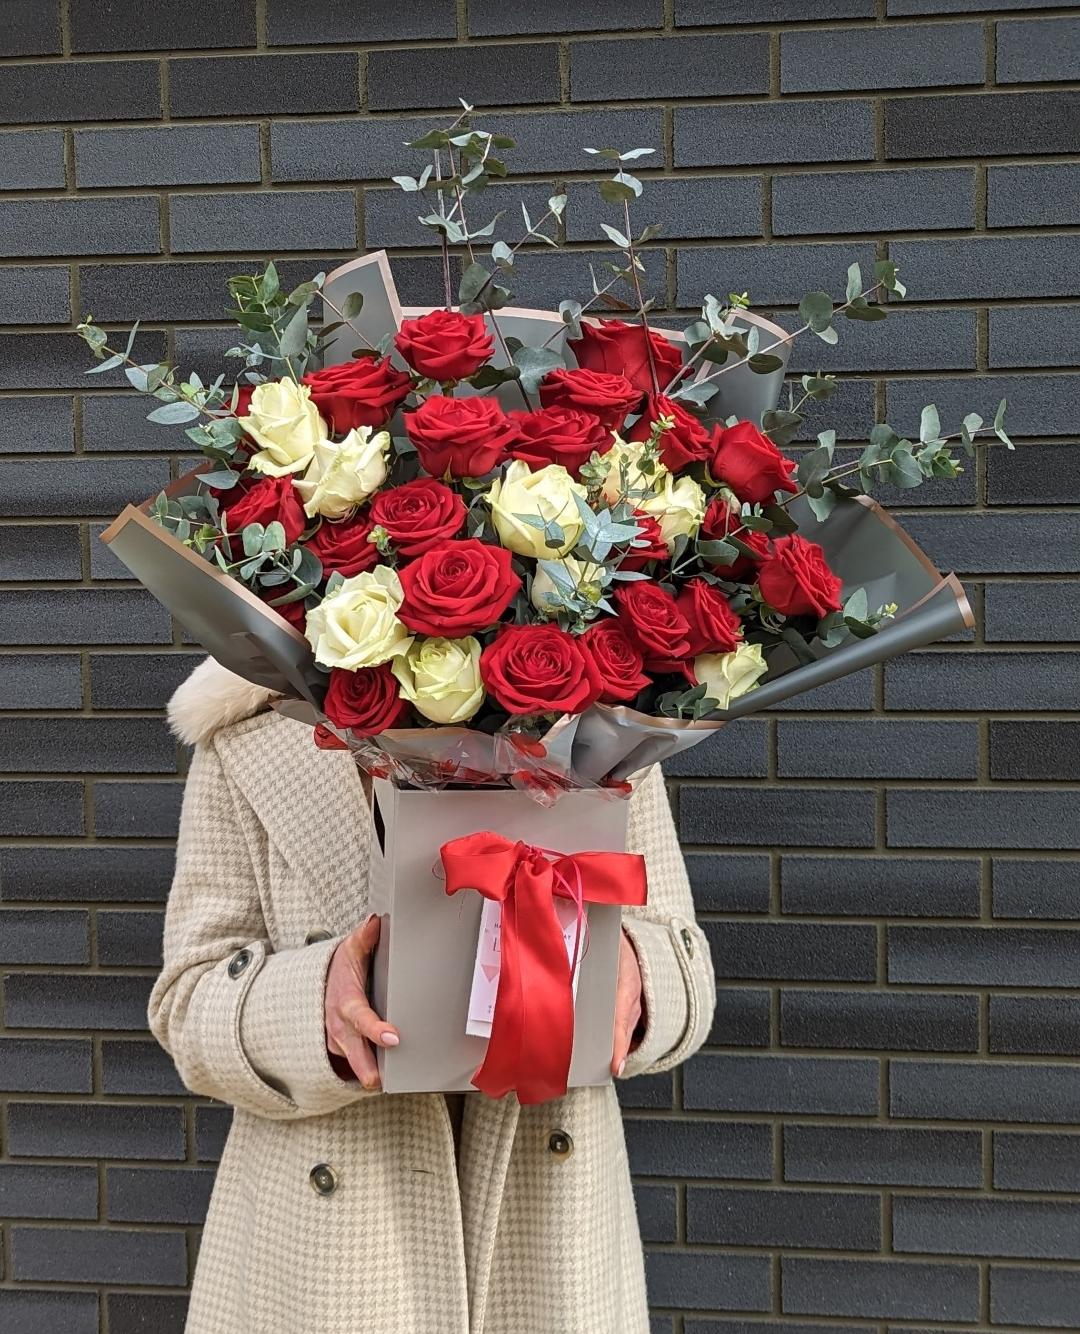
[227,948,252,978]
[548,1130,573,1159]
[309,1163,337,1196]
[304,929,333,945]
[679,928,695,959]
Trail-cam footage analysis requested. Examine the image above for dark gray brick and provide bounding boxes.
[476,0,661,32]
[107,1167,214,1225]
[0,589,172,645]
[785,307,976,374]
[268,0,456,42]
[886,651,1080,710]
[991,997,1080,1057]
[889,791,1080,851]
[626,1119,772,1180]
[782,991,979,1053]
[4,974,154,1031]
[91,521,144,581]
[890,925,1080,987]
[566,176,763,243]
[680,0,874,23]
[891,1058,1080,1123]
[0,1037,91,1093]
[369,44,560,111]
[892,235,1080,302]
[0,717,175,773]
[364,181,553,250]
[682,787,877,849]
[781,856,981,918]
[0,196,160,259]
[195,1105,232,1161]
[987,442,1080,505]
[707,922,876,982]
[12,1225,186,1285]
[0,330,166,391]
[98,911,164,967]
[685,1325,865,1334]
[646,1252,771,1313]
[82,392,202,452]
[988,163,1080,227]
[0,458,168,517]
[768,669,875,709]
[102,1039,187,1096]
[991,721,1080,781]
[994,859,1080,921]
[108,1294,189,1334]
[0,1163,97,1220]
[0,395,74,453]
[711,987,771,1048]
[676,100,875,168]
[989,306,1080,370]
[75,124,262,189]
[686,854,771,913]
[778,720,978,780]
[635,1183,677,1244]
[71,0,255,50]
[896,1194,1080,1261]
[685,1053,879,1115]
[80,259,266,323]
[617,1069,674,1110]
[663,721,768,779]
[0,129,65,189]
[94,783,183,838]
[0,781,84,837]
[0,653,81,710]
[677,242,877,307]
[887,372,1080,439]
[991,1265,1080,1328]
[782,23,983,93]
[0,1292,98,1334]
[785,1124,982,1188]
[998,17,1080,84]
[0,265,70,325]
[573,34,768,101]
[0,524,81,580]
[891,0,1064,9]
[690,1186,880,1250]
[170,190,356,254]
[90,652,202,709]
[0,61,161,126]
[0,909,88,964]
[773,167,974,236]
[995,1132,1080,1192]
[0,846,175,903]
[886,90,1080,159]
[782,1256,979,1321]
[0,0,61,55]
[169,52,357,116]
[7,1102,185,1159]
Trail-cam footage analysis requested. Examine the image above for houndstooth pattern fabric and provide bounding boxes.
[149,706,715,1334]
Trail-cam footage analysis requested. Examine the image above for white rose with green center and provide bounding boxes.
[694,642,768,710]
[295,427,391,519]
[391,635,484,725]
[241,379,328,477]
[486,460,587,558]
[304,565,411,670]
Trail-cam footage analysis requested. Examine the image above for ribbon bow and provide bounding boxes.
[440,832,647,1105]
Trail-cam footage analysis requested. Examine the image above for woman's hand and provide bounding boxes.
[324,914,399,1090]
[611,928,644,1077]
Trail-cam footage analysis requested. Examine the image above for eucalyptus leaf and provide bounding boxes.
[513,345,564,396]
[146,401,200,425]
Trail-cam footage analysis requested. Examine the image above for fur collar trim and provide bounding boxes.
[168,659,280,747]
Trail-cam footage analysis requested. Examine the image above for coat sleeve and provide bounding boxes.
[148,739,373,1121]
[618,764,716,1078]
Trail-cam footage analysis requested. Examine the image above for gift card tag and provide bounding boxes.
[466,898,585,1039]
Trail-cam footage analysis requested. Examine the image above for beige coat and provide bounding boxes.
[152,660,716,1334]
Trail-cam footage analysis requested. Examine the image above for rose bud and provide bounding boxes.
[756,533,843,618]
[510,405,614,476]
[568,318,683,394]
[404,395,517,479]
[627,394,712,473]
[539,367,643,430]
[394,309,495,382]
[301,357,411,434]
[709,420,797,506]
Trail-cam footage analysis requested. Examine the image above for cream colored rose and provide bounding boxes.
[600,437,668,506]
[639,474,705,552]
[391,636,484,725]
[295,427,391,519]
[486,460,587,558]
[304,565,411,670]
[241,379,328,477]
[530,557,605,617]
[694,642,768,710]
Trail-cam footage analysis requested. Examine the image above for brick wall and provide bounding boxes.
[1,1,1078,1330]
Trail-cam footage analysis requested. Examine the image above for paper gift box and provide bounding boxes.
[365,777,635,1096]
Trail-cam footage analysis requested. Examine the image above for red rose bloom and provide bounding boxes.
[262,590,307,634]
[394,309,495,382]
[568,319,683,394]
[324,664,409,736]
[700,500,771,580]
[232,383,254,417]
[510,406,613,476]
[301,357,411,434]
[579,619,651,705]
[757,534,843,618]
[539,368,642,430]
[369,477,466,558]
[620,511,669,571]
[305,511,379,578]
[677,578,743,656]
[628,394,712,473]
[221,475,306,546]
[614,581,692,673]
[480,623,602,717]
[405,395,517,479]
[398,538,521,637]
[709,420,797,506]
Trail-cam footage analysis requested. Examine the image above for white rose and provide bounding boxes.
[600,437,668,506]
[391,636,484,725]
[639,474,706,552]
[486,460,587,558]
[304,565,411,670]
[694,642,768,710]
[241,379,328,477]
[530,557,605,617]
[295,427,391,519]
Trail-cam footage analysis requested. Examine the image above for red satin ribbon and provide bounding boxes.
[440,832,648,1105]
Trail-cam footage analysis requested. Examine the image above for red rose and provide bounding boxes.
[301,357,411,433]
[305,511,379,578]
[700,499,770,580]
[398,538,521,636]
[221,475,306,546]
[620,511,668,572]
[232,383,254,417]
[579,619,651,705]
[394,309,494,382]
[568,319,683,394]
[369,477,466,558]
[405,395,517,479]
[539,368,642,430]
[480,623,602,717]
[263,592,307,633]
[510,406,613,476]
[324,664,409,736]
[709,420,797,506]
[677,578,743,655]
[628,394,711,473]
[757,533,843,618]
[614,581,692,673]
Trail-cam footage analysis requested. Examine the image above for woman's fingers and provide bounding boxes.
[340,993,399,1049]
[333,1025,382,1090]
[611,929,643,1076]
